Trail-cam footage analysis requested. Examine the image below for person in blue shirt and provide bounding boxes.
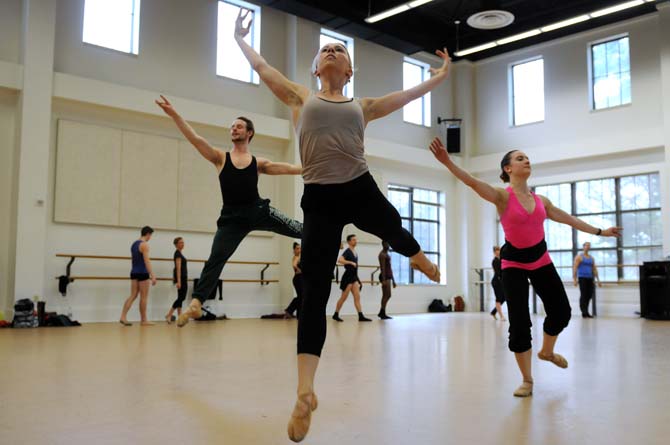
[120,226,157,326]
[573,242,601,318]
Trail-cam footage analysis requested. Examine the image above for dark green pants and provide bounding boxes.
[192,199,302,303]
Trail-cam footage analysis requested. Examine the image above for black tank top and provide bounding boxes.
[219,152,260,206]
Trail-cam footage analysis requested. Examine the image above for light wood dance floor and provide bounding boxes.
[2,313,668,444]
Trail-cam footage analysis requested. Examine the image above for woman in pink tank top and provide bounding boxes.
[428,138,621,398]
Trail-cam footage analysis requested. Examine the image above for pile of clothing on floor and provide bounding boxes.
[12,298,39,328]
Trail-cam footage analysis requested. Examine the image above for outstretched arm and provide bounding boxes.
[155,95,223,167]
[541,196,622,237]
[429,137,506,207]
[360,49,451,123]
[257,157,302,175]
[234,9,309,109]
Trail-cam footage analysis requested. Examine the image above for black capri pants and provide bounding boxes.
[501,263,571,353]
[298,172,421,356]
[171,281,188,309]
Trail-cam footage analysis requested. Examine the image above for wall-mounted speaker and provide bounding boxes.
[446,126,461,154]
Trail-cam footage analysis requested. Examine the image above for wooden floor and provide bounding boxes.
[2,313,669,444]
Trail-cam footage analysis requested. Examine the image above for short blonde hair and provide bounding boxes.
[311,43,353,81]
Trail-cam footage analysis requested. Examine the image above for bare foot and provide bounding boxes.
[140,321,155,326]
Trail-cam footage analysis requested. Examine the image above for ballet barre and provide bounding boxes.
[55,253,279,296]
[333,264,381,285]
[473,264,640,315]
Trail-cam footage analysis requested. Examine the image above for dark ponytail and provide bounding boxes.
[499,150,517,183]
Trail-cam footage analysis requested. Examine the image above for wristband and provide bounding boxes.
[596,228,602,236]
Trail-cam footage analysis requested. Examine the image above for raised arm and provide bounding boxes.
[429,137,507,209]
[140,242,157,286]
[256,157,302,176]
[234,10,309,110]
[359,49,451,123]
[541,196,622,237]
[155,95,223,167]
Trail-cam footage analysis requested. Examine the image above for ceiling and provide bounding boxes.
[255,0,660,61]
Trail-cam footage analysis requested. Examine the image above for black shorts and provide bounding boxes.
[340,271,361,291]
[130,272,150,282]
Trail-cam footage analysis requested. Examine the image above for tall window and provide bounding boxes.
[319,29,354,98]
[217,0,261,84]
[83,0,141,54]
[590,35,631,110]
[510,57,544,126]
[388,185,443,284]
[403,57,431,126]
[535,183,574,281]
[619,174,662,279]
[516,172,661,282]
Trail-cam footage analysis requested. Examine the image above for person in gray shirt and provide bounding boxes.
[234,9,450,442]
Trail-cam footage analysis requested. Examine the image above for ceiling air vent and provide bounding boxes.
[466,1,514,30]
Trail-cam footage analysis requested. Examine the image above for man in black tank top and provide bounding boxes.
[156,96,304,327]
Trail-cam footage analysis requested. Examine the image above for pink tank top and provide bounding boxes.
[500,187,552,270]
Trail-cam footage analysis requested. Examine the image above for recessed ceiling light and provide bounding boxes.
[454,42,498,57]
[496,29,542,45]
[590,0,644,18]
[540,15,590,32]
[365,0,435,24]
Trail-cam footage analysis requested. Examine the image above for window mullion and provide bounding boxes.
[615,177,623,280]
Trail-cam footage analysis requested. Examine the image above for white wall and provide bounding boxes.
[0,88,18,317]
[54,0,289,120]
[474,14,663,157]
[0,0,22,64]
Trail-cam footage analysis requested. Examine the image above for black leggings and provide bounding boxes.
[298,173,421,356]
[490,279,505,316]
[578,277,594,316]
[171,281,188,309]
[285,274,304,316]
[502,263,571,353]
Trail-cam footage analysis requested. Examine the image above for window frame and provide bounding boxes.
[216,0,262,85]
[388,184,442,284]
[82,0,142,55]
[319,28,355,98]
[402,56,432,127]
[587,33,631,112]
[508,55,545,127]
